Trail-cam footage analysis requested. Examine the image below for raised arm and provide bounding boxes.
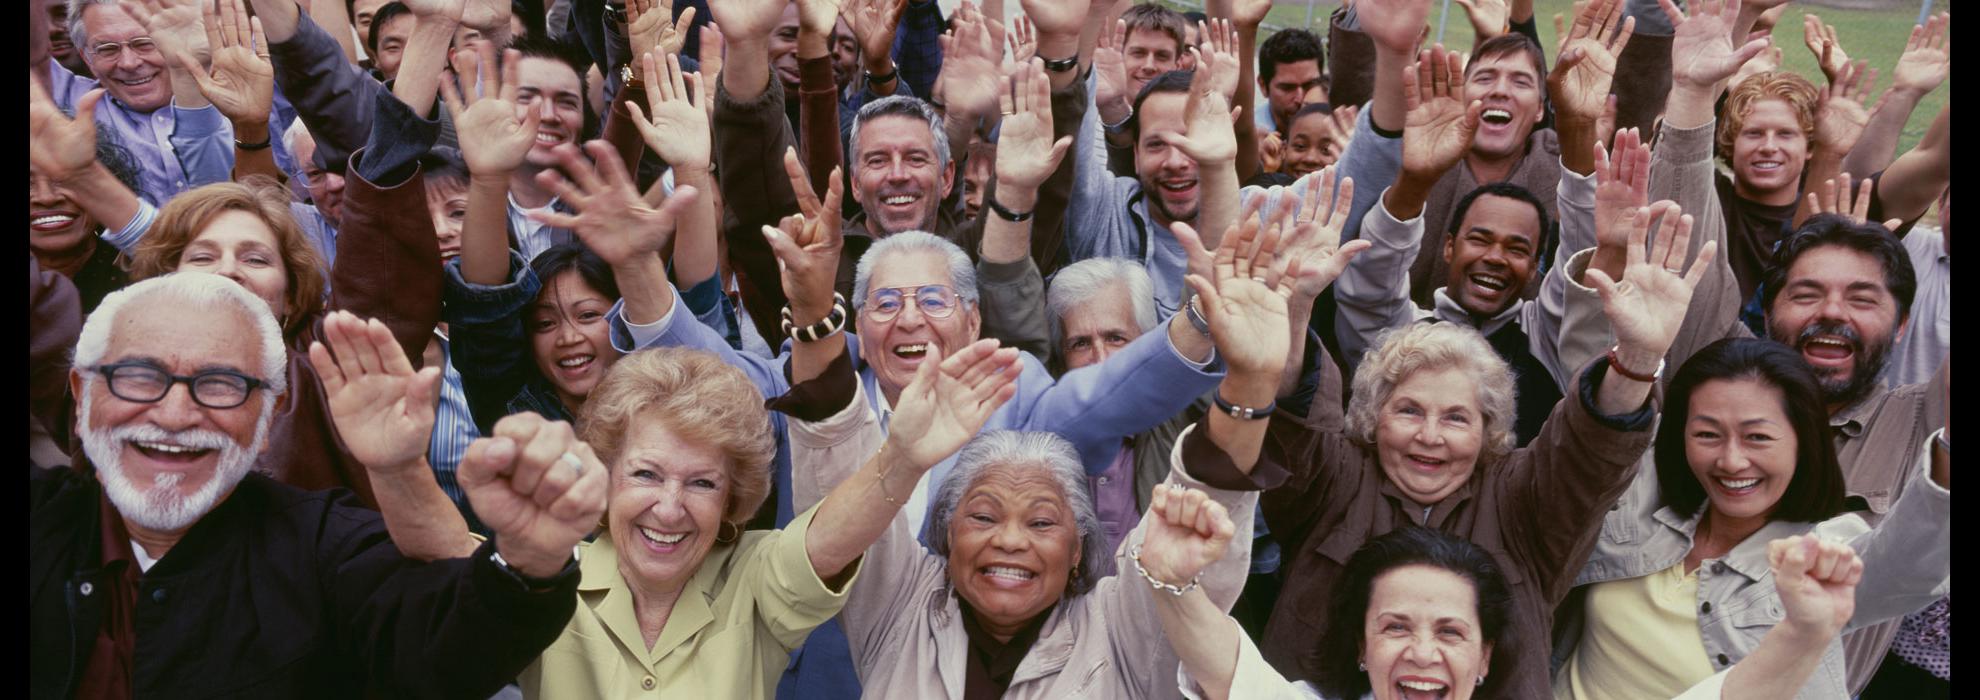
[628,52,718,287]
[1177,205,1298,473]
[805,340,1021,585]
[1840,13,1946,179]
[1585,201,1715,414]
[846,0,906,98]
[1684,537,1862,700]
[1549,0,1632,177]
[1871,104,1950,227]
[179,0,281,182]
[1019,0,1092,91]
[1790,60,1875,230]
[1660,0,1770,131]
[392,0,470,118]
[765,150,850,386]
[527,142,700,326]
[976,61,1069,357]
[1167,49,1243,255]
[28,80,143,247]
[1218,0,1269,179]
[713,0,787,103]
[441,45,541,286]
[125,0,213,110]
[1144,486,1247,700]
[1273,167,1369,395]
[258,0,379,169]
[314,311,479,561]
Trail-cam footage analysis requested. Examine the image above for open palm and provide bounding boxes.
[530,143,697,267]
[1176,217,1294,377]
[886,340,1024,471]
[1549,0,1632,123]
[629,52,711,171]
[1359,0,1433,53]
[311,311,441,475]
[1279,168,1372,301]
[628,0,694,60]
[995,61,1071,192]
[1401,47,1480,182]
[1665,0,1764,88]
[440,46,541,175]
[1168,53,1239,166]
[184,0,272,123]
[1588,201,1716,358]
[1592,128,1649,250]
[1891,14,1949,95]
[28,79,101,180]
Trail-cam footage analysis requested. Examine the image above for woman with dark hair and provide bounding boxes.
[1554,338,1951,699]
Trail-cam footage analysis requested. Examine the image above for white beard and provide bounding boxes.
[78,390,270,533]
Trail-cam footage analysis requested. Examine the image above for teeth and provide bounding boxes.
[1483,108,1512,122]
[1470,274,1507,291]
[984,566,1035,580]
[639,527,687,544]
[1399,680,1448,691]
[118,74,156,86]
[1161,181,1195,192]
[135,441,199,454]
[1719,477,1759,490]
[883,195,918,205]
[31,215,76,227]
[535,133,563,145]
[894,343,928,355]
[557,355,593,368]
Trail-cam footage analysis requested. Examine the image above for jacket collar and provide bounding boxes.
[1828,383,1894,440]
[1431,287,1524,338]
[1649,504,1811,582]
[576,528,735,667]
[1373,458,1480,527]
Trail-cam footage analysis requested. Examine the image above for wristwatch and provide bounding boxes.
[1040,54,1078,73]
[490,546,581,592]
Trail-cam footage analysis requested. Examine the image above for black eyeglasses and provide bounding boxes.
[92,361,268,410]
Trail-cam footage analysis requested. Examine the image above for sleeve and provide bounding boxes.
[1669,668,1731,700]
[893,0,946,102]
[1021,74,1090,277]
[605,287,799,398]
[168,103,237,188]
[1831,430,1951,630]
[1333,190,1432,372]
[798,56,845,200]
[1065,80,1127,262]
[267,10,381,172]
[1324,6,1378,112]
[328,520,579,699]
[1093,425,1258,695]
[328,93,446,370]
[442,252,544,434]
[1501,358,1658,601]
[1526,163,1597,389]
[1334,106,1405,245]
[1013,325,1226,472]
[1646,118,1745,370]
[713,78,804,345]
[731,506,861,650]
[786,379,946,672]
[1177,631,1323,700]
[1549,248,1618,382]
[29,256,81,448]
[100,199,159,254]
[976,256,1052,361]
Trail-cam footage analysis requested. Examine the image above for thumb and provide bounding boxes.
[1585,267,1620,304]
[75,88,107,123]
[762,224,804,265]
[1045,136,1073,169]
[409,366,444,415]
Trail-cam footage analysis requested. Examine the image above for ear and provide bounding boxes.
[1479,641,1494,683]
[939,156,956,200]
[964,303,982,341]
[1443,234,1457,264]
[69,369,86,410]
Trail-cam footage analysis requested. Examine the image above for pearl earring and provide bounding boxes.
[1357,661,1366,672]
[1475,676,1485,686]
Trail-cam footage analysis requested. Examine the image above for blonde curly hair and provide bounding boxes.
[580,347,777,527]
[1345,323,1518,461]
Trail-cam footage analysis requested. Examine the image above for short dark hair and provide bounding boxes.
[1120,3,1187,56]
[1312,527,1515,700]
[1292,102,1336,123]
[528,241,620,312]
[1258,29,1324,85]
[419,146,470,190]
[1127,69,1196,145]
[365,2,411,54]
[507,35,599,140]
[1448,182,1551,240]
[1763,214,1917,321]
[1468,32,1546,79]
[1655,338,1848,523]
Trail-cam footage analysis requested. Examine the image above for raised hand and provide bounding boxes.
[121,0,209,67]
[460,412,610,577]
[1801,14,1850,85]
[458,0,512,31]
[707,0,787,43]
[1891,13,1949,97]
[312,311,442,475]
[1092,19,1130,109]
[1005,13,1037,66]
[627,0,695,65]
[177,0,273,124]
[1359,0,1433,54]
[884,339,1025,471]
[1400,45,1482,183]
[1136,485,1238,586]
[1814,60,1876,156]
[1800,173,1905,231]
[1585,200,1718,360]
[1229,0,1274,29]
[995,60,1073,194]
[699,21,726,77]
[1259,131,1283,173]
[1018,0,1089,41]
[1276,167,1373,302]
[1767,535,1862,640]
[794,0,845,38]
[1662,0,1770,90]
[28,76,102,182]
[1593,127,1650,250]
[529,142,700,267]
[935,9,1003,120]
[627,51,711,172]
[1549,0,1634,125]
[1175,212,1296,378]
[762,148,845,323]
[439,45,541,176]
[1166,48,1242,166]
[1197,19,1242,104]
[848,0,907,67]
[1454,0,1511,39]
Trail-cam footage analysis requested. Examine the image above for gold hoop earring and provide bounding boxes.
[715,521,741,545]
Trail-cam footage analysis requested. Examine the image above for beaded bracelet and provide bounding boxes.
[781,293,849,343]
[1128,544,1202,597]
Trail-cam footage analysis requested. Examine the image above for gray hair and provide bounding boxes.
[1046,258,1159,352]
[66,0,120,60]
[848,95,952,174]
[851,230,978,310]
[75,271,291,399]
[281,120,316,163]
[927,431,1108,597]
[1346,323,1516,459]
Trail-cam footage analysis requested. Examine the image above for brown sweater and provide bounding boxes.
[1249,358,1654,699]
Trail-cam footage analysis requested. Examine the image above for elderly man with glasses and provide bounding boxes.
[30,267,603,697]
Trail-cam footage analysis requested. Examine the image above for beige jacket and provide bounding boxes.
[789,381,1257,699]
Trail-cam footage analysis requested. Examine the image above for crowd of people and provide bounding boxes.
[27,0,1949,697]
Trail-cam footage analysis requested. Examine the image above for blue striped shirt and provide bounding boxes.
[428,336,483,531]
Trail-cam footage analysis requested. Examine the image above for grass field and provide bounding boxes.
[1160,0,1948,153]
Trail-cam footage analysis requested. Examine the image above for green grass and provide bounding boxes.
[1159,0,1947,153]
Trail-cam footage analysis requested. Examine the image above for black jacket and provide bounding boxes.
[29,466,578,699]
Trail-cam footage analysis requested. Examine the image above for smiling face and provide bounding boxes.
[1442,194,1540,317]
[946,464,1082,638]
[352,0,391,39]
[850,114,952,234]
[1462,52,1543,161]
[1375,367,1486,506]
[176,210,293,319]
[607,416,730,594]
[30,168,100,259]
[76,298,268,534]
[370,11,416,80]
[1264,59,1322,129]
[1133,91,1201,227]
[514,56,585,171]
[1123,28,1181,96]
[1363,565,1493,700]
[1059,286,1143,371]
[1682,377,1797,524]
[770,5,803,89]
[1729,99,1809,206]
[79,3,171,113]
[424,178,468,264]
[1283,109,1347,180]
[1764,245,1904,407]
[529,271,621,410]
[856,249,981,401]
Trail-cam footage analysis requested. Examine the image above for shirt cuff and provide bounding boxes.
[1165,327,1218,371]
[1575,358,1658,432]
[769,345,858,422]
[106,200,159,254]
[1176,420,1292,492]
[169,103,229,135]
[618,287,683,350]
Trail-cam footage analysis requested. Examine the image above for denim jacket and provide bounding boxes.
[1555,433,1952,699]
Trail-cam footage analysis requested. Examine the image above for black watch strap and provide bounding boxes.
[987,196,1033,222]
[490,547,579,591]
[1040,54,1078,72]
[1212,392,1276,420]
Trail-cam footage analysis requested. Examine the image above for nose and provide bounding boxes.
[149,381,206,432]
[1091,343,1116,366]
[1717,440,1751,474]
[1815,296,1851,324]
[650,482,692,523]
[212,254,251,285]
[1416,417,1446,446]
[537,98,560,124]
[554,318,585,346]
[988,519,1029,552]
[1402,632,1443,666]
[324,173,345,194]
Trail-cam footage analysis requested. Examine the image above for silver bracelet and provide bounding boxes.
[1128,544,1201,597]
